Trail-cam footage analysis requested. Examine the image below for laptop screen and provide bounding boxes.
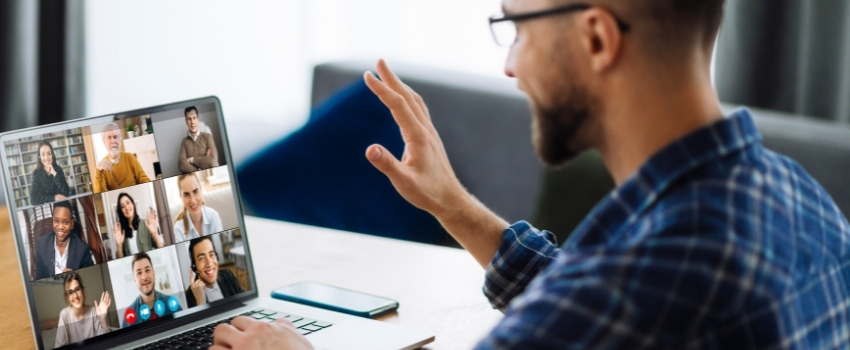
[0,97,255,349]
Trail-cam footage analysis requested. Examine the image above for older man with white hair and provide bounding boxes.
[94,122,150,193]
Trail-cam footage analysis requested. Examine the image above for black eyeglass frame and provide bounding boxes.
[489,3,631,45]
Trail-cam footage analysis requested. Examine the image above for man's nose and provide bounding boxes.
[504,46,517,78]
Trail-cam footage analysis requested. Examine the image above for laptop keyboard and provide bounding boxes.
[133,308,333,349]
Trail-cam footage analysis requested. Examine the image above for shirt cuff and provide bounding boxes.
[482,221,558,311]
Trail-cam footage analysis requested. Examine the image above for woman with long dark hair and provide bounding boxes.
[54,272,111,347]
[113,192,164,258]
[29,141,71,205]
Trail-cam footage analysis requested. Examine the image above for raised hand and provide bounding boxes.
[362,59,467,218]
[190,270,206,305]
[97,158,113,172]
[95,291,111,330]
[146,207,163,248]
[113,222,125,247]
[95,291,111,316]
[45,164,56,176]
[362,59,508,269]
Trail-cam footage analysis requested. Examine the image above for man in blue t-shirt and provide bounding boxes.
[121,252,182,328]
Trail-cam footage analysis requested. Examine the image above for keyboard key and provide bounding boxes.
[312,321,333,328]
[290,318,315,328]
[298,328,313,335]
[300,324,323,332]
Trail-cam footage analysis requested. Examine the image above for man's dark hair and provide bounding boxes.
[52,201,74,217]
[184,106,198,117]
[572,0,726,58]
[188,236,215,266]
[641,0,726,46]
[132,252,153,272]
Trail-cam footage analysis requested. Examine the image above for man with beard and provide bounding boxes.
[178,106,219,173]
[184,236,243,308]
[94,122,150,193]
[121,252,182,328]
[34,201,94,280]
[212,0,850,349]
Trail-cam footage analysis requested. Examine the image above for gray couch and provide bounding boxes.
[312,61,850,243]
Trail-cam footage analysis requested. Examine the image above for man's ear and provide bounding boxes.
[578,8,623,72]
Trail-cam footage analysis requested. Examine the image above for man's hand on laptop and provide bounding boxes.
[210,316,312,350]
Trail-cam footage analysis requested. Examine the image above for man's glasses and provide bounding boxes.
[66,286,83,296]
[489,3,631,47]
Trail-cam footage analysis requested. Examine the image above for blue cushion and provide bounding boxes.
[237,80,448,245]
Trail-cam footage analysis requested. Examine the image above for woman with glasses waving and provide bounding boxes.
[54,272,112,347]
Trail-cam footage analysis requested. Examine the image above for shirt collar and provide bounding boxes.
[206,281,221,292]
[189,131,199,142]
[188,207,210,235]
[54,234,68,259]
[566,109,762,248]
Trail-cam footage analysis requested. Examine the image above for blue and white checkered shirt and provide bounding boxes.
[476,109,850,349]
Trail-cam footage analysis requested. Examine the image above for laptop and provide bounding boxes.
[0,96,435,349]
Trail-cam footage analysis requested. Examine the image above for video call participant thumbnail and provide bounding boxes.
[29,141,71,205]
[178,106,218,174]
[121,252,182,328]
[94,122,150,193]
[185,236,243,308]
[34,201,94,280]
[173,173,223,243]
[113,192,165,258]
[54,273,112,348]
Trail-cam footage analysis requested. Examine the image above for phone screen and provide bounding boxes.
[272,281,397,316]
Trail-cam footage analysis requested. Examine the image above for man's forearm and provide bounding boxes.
[433,193,509,269]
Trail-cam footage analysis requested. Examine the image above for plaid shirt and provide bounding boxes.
[476,109,850,349]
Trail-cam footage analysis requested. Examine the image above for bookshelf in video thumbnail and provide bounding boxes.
[5,128,91,207]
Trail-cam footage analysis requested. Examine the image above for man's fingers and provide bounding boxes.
[273,317,295,329]
[376,60,419,111]
[364,71,425,140]
[212,324,239,346]
[229,316,259,331]
[366,144,404,179]
[375,60,434,131]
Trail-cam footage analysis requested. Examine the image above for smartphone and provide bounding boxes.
[271,281,399,318]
